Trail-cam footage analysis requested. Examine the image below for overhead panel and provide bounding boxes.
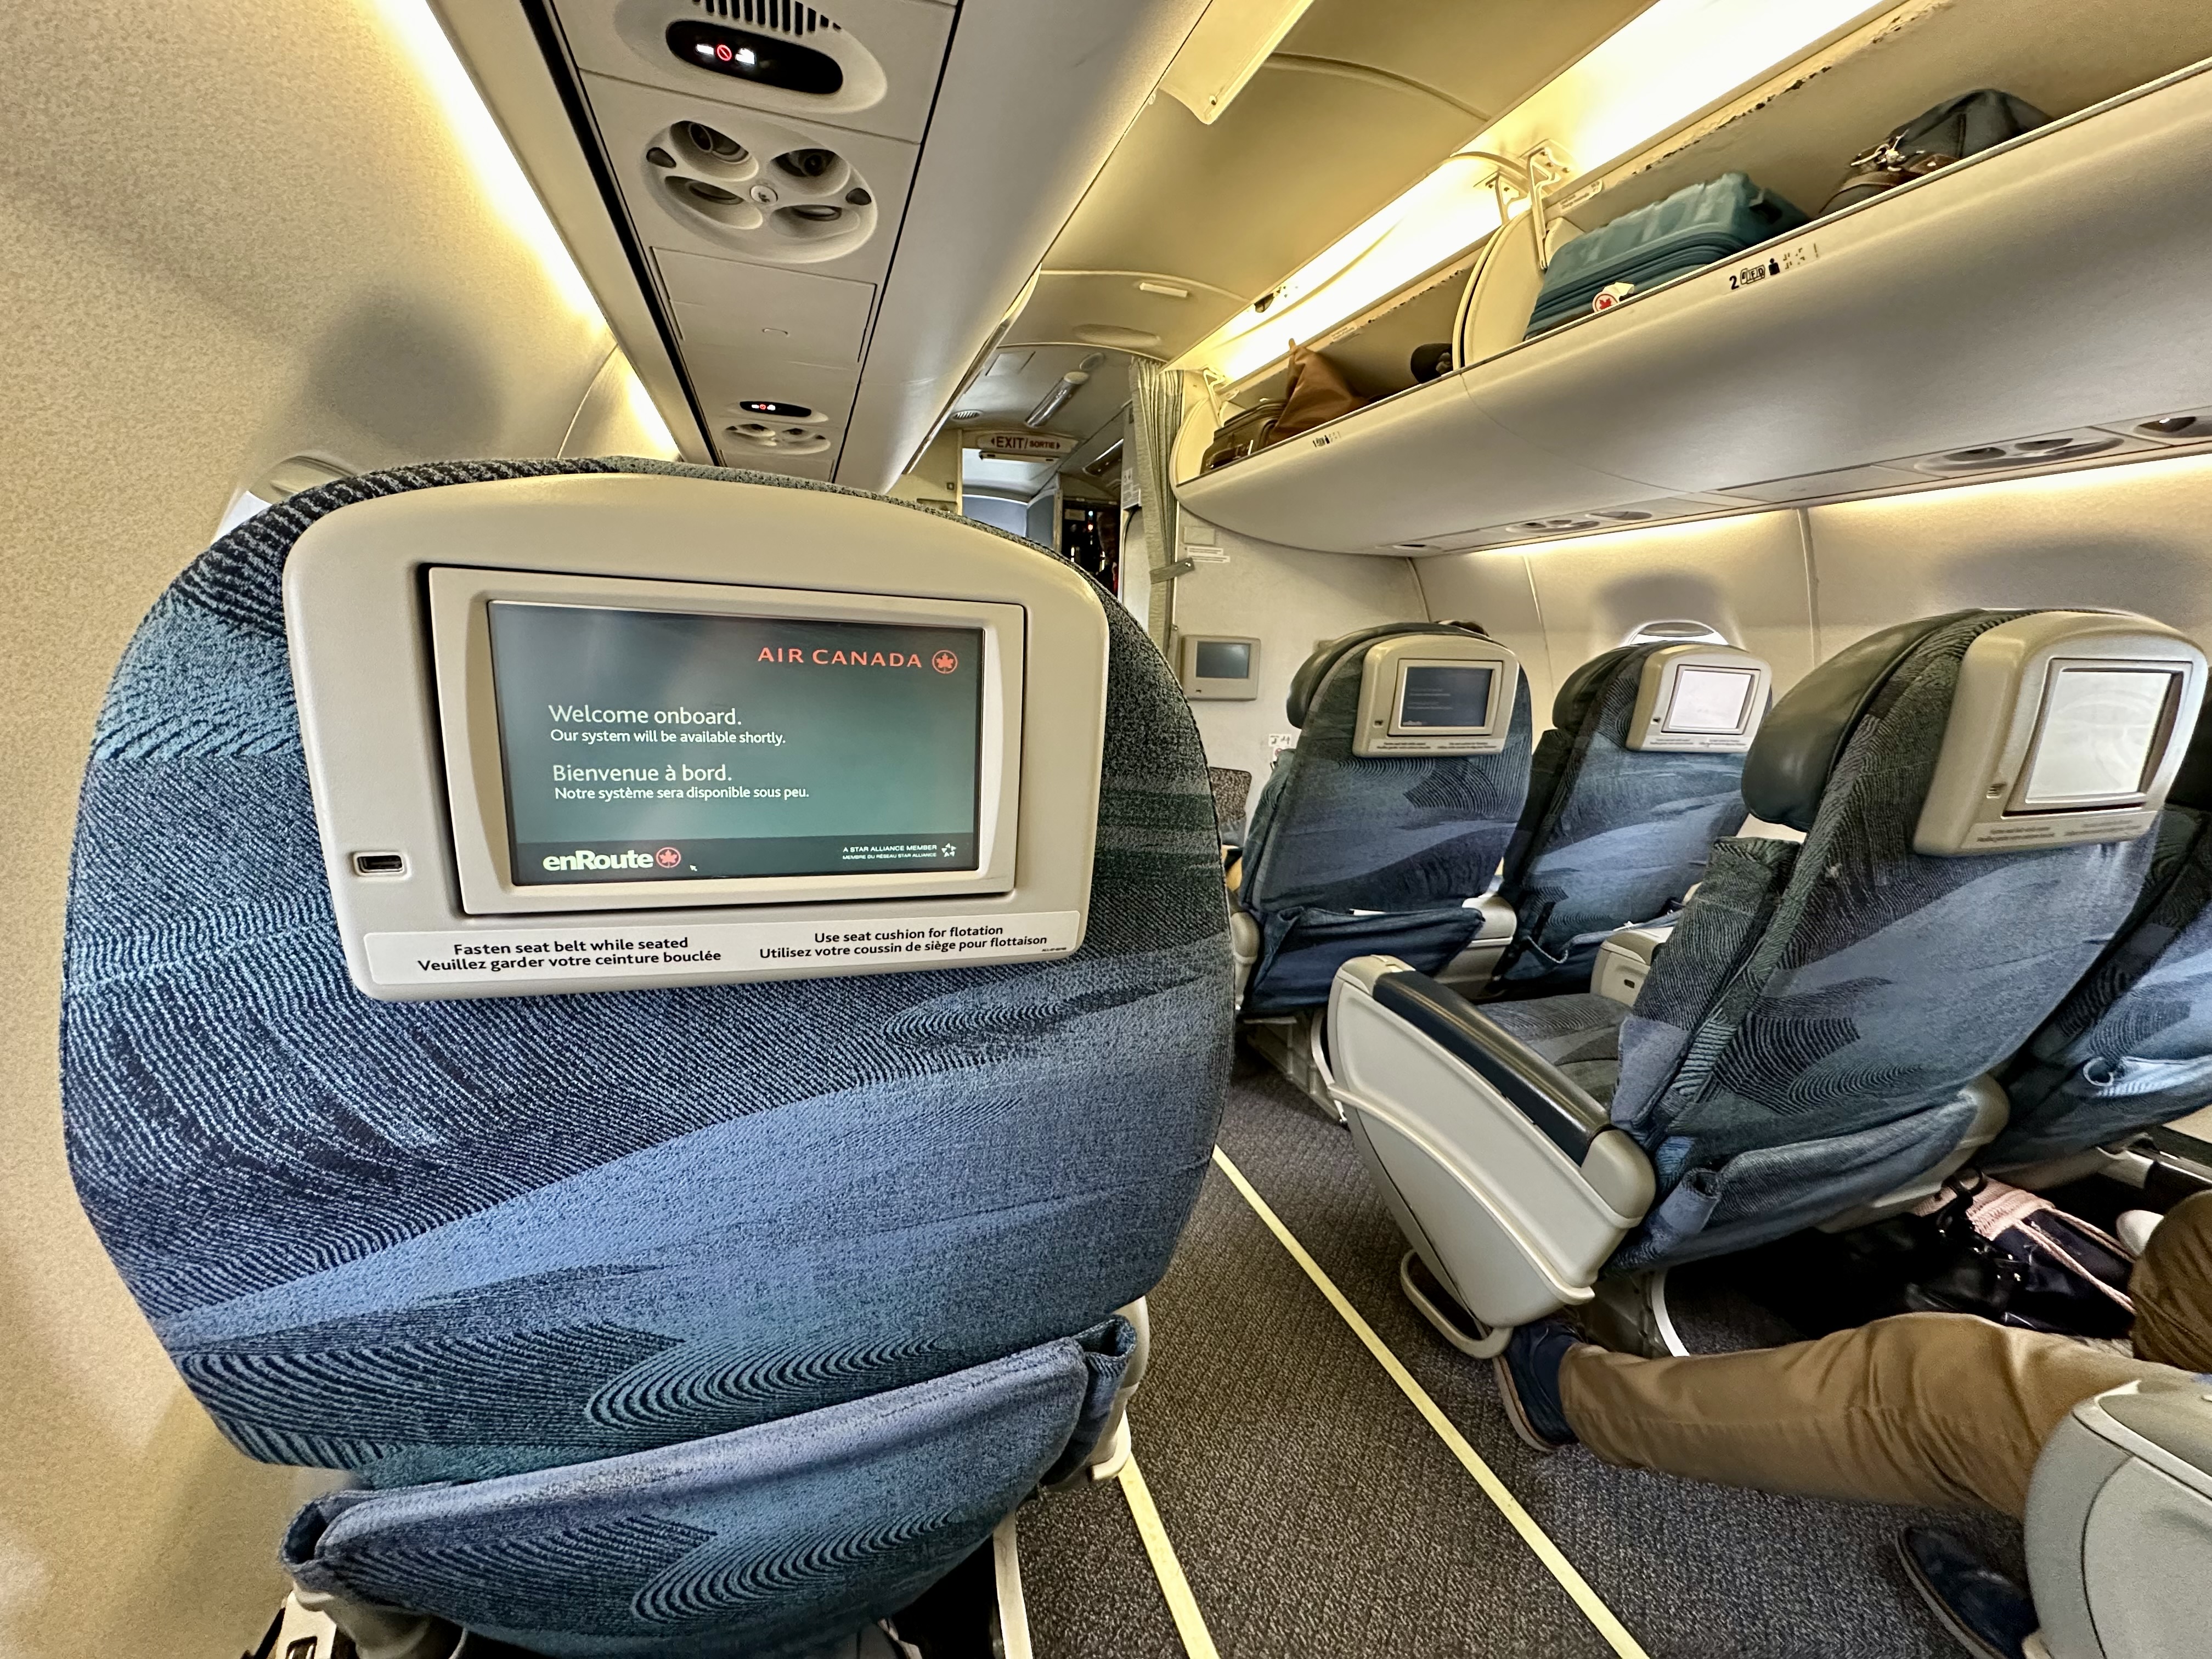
[550,0,939,476]
[551,0,953,142]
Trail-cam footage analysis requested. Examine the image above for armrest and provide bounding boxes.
[1592,922,1674,1005]
[1368,969,1608,1161]
[2026,1380,2212,1659]
[1434,893,1515,994]
[1228,909,1260,1006]
[1327,957,1655,1334]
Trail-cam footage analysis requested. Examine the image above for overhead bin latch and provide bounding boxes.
[1460,142,1567,270]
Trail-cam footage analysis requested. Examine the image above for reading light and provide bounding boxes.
[1173,0,1895,388]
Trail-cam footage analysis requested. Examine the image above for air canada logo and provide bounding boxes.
[933,650,959,674]
[656,847,682,868]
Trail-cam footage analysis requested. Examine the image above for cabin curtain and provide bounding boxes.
[1126,357,1183,647]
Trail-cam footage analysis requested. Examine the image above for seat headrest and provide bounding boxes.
[2167,688,2212,813]
[1746,608,2208,851]
[1742,611,1981,831]
[1286,620,1488,727]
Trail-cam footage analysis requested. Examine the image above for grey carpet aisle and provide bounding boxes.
[1020,1052,2028,1658]
[1020,1137,1616,1656]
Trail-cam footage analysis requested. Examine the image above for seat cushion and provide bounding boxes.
[1480,992,1631,1105]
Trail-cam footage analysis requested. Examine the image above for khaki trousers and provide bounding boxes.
[1559,1193,2212,1517]
[1560,1312,2180,1519]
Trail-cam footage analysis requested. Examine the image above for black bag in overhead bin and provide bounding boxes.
[1821,88,2050,215]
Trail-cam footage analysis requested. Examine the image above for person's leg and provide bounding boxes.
[1559,1312,2174,1517]
[2131,1188,2212,1370]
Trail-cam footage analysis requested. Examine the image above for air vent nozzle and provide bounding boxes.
[1911,430,2126,475]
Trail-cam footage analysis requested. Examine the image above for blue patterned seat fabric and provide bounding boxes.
[1238,625,1533,1015]
[1990,708,2212,1167]
[1493,642,1751,997]
[62,460,1231,1656]
[1484,611,2162,1272]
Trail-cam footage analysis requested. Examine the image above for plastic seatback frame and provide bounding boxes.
[1327,956,1655,1334]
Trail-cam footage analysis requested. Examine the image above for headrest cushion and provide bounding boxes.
[1551,644,1647,733]
[1742,611,1979,831]
[1286,620,1487,726]
[2168,689,2212,814]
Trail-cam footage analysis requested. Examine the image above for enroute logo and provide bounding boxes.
[656,846,682,868]
[540,848,659,873]
[932,650,958,674]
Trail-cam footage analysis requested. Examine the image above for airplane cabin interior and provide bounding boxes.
[12,1,2212,1657]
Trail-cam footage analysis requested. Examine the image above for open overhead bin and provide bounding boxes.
[1176,55,2212,555]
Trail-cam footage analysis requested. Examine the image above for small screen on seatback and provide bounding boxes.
[1193,640,1252,680]
[1663,665,1758,733]
[488,603,984,884]
[1396,664,1495,730]
[2021,665,2180,809]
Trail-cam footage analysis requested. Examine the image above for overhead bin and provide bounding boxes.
[1175,59,2212,556]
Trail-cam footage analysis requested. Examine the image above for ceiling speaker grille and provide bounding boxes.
[688,0,837,34]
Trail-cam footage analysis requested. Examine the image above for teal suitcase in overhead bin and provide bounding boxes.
[1524,172,1809,338]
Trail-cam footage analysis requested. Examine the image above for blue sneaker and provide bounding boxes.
[1494,1317,1583,1452]
[1897,1526,2037,1659]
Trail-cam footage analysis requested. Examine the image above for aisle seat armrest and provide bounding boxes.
[1435,893,1516,994]
[1228,908,1260,1005]
[1327,957,1655,1332]
[1592,921,1675,1005]
[1369,969,1607,1161]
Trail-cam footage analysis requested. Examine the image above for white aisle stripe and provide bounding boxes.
[1211,1146,1652,1659]
[1116,1454,1222,1659]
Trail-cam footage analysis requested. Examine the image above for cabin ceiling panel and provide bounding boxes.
[1023,0,1652,356]
[1008,273,1241,365]
[659,249,876,360]
[945,345,1130,443]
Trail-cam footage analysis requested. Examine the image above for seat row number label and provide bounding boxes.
[1728,241,1819,290]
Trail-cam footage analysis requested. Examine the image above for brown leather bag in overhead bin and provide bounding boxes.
[1267,341,1368,442]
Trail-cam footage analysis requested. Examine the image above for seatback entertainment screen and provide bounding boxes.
[488,602,984,884]
[1662,664,1759,733]
[1396,664,1495,730]
[2021,664,2182,809]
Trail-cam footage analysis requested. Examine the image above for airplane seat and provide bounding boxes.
[2024,1376,2212,1659]
[1235,622,1533,1014]
[1323,608,2205,1350]
[1492,639,1770,998]
[1987,695,2212,1172]
[60,460,1232,1657]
